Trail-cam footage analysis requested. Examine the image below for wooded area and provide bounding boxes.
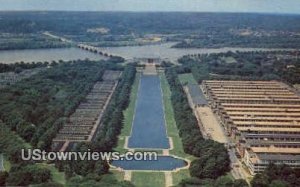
[178,50,300,85]
[165,68,231,180]
[1,12,300,48]
[251,164,300,187]
[0,33,70,50]
[0,59,135,186]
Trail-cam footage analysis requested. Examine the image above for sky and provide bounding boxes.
[0,0,299,14]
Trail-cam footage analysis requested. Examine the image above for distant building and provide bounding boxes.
[134,57,162,64]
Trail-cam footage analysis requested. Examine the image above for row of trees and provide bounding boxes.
[165,68,231,180]
[0,61,48,73]
[0,34,70,50]
[173,34,300,49]
[95,64,136,151]
[52,64,136,186]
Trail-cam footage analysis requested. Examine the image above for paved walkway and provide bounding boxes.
[143,64,157,75]
[196,107,228,143]
[165,172,173,187]
[124,171,132,181]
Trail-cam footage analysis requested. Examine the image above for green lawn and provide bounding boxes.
[3,156,11,171]
[110,170,125,181]
[178,73,198,85]
[160,73,196,186]
[115,73,141,153]
[172,169,190,186]
[122,73,141,136]
[160,73,195,160]
[132,172,165,187]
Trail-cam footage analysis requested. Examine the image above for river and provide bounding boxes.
[0,48,107,64]
[98,42,291,61]
[0,43,292,64]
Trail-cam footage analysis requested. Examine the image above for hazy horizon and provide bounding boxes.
[0,0,299,15]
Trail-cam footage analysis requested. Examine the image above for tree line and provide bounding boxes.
[0,34,70,50]
[0,59,130,186]
[251,164,300,187]
[165,68,231,180]
[0,61,48,73]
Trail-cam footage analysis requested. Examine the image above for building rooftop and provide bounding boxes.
[186,84,208,106]
[203,80,300,167]
[257,154,300,161]
[242,133,300,139]
[251,147,300,154]
[237,126,300,132]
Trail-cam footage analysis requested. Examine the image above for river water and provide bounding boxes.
[98,42,291,61]
[0,43,291,64]
[0,48,106,64]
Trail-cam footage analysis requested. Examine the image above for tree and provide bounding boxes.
[0,171,8,186]
[32,182,64,187]
[233,179,248,187]
[214,176,234,187]
[251,174,269,187]
[6,165,51,186]
[269,180,289,187]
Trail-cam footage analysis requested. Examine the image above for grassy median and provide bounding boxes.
[115,73,140,153]
[132,172,165,187]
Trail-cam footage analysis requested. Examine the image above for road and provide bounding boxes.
[228,144,252,184]
[43,31,73,43]
[196,106,228,143]
[228,148,244,179]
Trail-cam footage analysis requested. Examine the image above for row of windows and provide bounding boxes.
[240,131,300,135]
[246,137,300,141]
[237,125,300,128]
[251,145,300,148]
